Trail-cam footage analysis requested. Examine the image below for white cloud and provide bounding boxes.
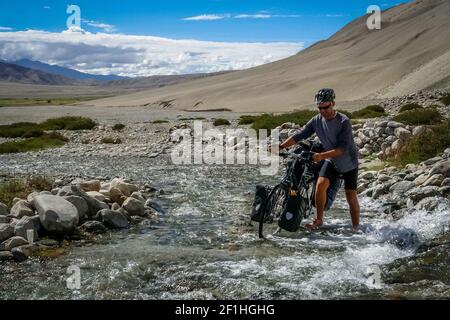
[183,13,301,21]
[183,14,228,21]
[0,29,303,77]
[234,14,271,19]
[82,19,116,33]
[0,26,13,31]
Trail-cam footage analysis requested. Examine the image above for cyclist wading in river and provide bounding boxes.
[276,88,361,231]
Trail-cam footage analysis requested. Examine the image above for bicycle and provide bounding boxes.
[258,142,322,239]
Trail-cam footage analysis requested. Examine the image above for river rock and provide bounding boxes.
[441,178,450,187]
[80,221,107,234]
[360,171,377,180]
[144,200,166,214]
[0,236,28,251]
[406,186,441,203]
[0,251,14,261]
[423,174,444,187]
[109,187,127,206]
[79,180,101,192]
[389,181,415,196]
[422,157,443,166]
[429,159,450,178]
[86,191,107,202]
[111,203,120,211]
[10,200,34,219]
[34,195,79,235]
[0,202,8,215]
[414,174,429,186]
[14,215,41,240]
[63,196,89,221]
[11,244,42,262]
[415,197,447,212]
[0,223,14,243]
[99,209,129,229]
[110,178,138,197]
[0,216,10,224]
[122,197,145,217]
[130,192,145,202]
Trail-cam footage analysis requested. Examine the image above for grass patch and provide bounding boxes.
[251,110,318,132]
[0,176,53,208]
[336,109,353,119]
[439,93,450,106]
[112,123,126,131]
[213,119,231,126]
[392,119,450,166]
[399,103,423,113]
[238,115,259,125]
[40,116,96,130]
[0,133,67,154]
[0,122,41,138]
[152,120,169,124]
[393,107,442,125]
[101,137,122,144]
[351,105,386,119]
[0,97,108,107]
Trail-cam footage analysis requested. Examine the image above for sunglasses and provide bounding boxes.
[318,105,331,111]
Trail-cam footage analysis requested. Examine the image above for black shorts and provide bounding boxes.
[319,160,358,191]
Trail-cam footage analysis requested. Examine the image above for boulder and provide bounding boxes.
[99,209,129,229]
[0,223,14,242]
[394,127,411,141]
[144,200,166,214]
[130,192,145,202]
[57,185,108,217]
[10,200,34,218]
[0,236,28,251]
[109,187,127,206]
[441,178,450,187]
[360,171,377,180]
[0,216,10,224]
[14,215,41,240]
[414,174,429,186]
[63,196,89,221]
[34,195,79,235]
[122,197,145,217]
[387,121,402,128]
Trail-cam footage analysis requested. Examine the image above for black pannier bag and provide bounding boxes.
[250,185,272,222]
[278,191,303,232]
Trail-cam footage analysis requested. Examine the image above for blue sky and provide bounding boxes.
[0,0,402,44]
[0,1,406,76]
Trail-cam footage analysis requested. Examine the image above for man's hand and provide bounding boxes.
[312,153,323,163]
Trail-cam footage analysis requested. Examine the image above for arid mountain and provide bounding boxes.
[84,0,450,112]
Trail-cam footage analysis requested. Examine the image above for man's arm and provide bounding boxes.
[277,118,316,151]
[313,148,344,162]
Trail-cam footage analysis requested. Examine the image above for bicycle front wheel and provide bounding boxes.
[258,184,289,238]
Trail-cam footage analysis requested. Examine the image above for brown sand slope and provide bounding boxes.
[83,0,450,112]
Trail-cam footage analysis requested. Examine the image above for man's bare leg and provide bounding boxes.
[345,190,360,230]
[306,177,330,229]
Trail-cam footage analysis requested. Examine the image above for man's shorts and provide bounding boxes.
[319,160,358,191]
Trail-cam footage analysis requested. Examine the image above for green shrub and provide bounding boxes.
[0,134,66,154]
[393,107,442,125]
[0,176,52,208]
[22,130,45,138]
[213,119,231,126]
[439,93,450,106]
[238,115,259,125]
[101,137,122,144]
[0,122,40,138]
[352,105,386,119]
[112,123,126,131]
[399,103,423,113]
[393,119,450,166]
[40,116,97,130]
[336,109,353,119]
[251,110,318,132]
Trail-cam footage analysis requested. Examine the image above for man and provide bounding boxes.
[277,88,360,231]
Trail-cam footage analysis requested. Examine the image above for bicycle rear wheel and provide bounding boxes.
[258,184,289,238]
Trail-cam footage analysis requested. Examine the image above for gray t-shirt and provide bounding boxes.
[292,112,359,173]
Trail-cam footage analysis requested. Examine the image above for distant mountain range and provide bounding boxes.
[0,59,233,89]
[11,59,127,82]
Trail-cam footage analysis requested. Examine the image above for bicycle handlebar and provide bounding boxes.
[279,149,314,162]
